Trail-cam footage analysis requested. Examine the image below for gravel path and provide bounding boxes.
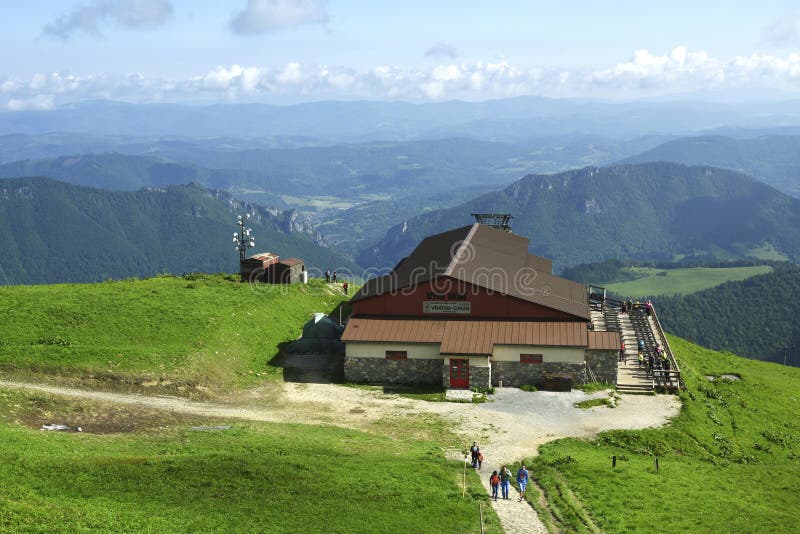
[0,379,680,533]
[474,463,548,534]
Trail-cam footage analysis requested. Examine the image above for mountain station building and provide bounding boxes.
[341,223,619,389]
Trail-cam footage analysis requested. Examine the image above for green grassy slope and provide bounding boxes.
[602,265,773,297]
[0,275,351,391]
[0,390,499,533]
[529,336,800,533]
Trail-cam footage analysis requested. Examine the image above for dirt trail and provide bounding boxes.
[0,380,680,534]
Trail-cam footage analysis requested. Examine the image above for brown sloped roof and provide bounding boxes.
[353,223,588,319]
[248,252,279,261]
[342,318,445,343]
[343,318,589,355]
[587,331,621,350]
[278,258,303,266]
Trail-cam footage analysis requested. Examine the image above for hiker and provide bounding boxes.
[342,281,349,295]
[325,269,331,283]
[470,442,479,468]
[332,270,338,282]
[646,299,653,316]
[477,450,484,470]
[637,338,645,351]
[489,470,500,501]
[619,342,626,363]
[516,463,529,502]
[637,349,644,367]
[500,465,511,500]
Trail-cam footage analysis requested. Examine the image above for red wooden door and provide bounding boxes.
[449,359,469,389]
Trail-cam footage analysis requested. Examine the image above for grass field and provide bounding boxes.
[602,265,773,297]
[0,275,352,393]
[528,336,800,533]
[0,387,500,533]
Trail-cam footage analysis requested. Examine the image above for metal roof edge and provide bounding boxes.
[444,223,480,277]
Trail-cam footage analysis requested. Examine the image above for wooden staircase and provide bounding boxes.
[589,294,682,393]
[615,310,654,393]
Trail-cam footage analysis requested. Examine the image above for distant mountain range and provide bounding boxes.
[0,136,669,198]
[0,177,356,285]
[5,98,800,141]
[0,153,296,197]
[0,136,672,258]
[622,135,800,197]
[360,162,800,271]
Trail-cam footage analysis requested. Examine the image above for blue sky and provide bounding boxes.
[2,0,800,108]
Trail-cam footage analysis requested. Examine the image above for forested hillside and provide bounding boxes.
[0,177,356,284]
[656,265,800,366]
[622,135,800,197]
[360,162,800,270]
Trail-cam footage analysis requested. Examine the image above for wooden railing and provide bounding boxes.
[649,305,684,390]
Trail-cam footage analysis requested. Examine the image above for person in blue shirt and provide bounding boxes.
[516,463,529,502]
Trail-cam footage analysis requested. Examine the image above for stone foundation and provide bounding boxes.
[470,365,491,389]
[491,362,583,388]
[344,357,441,385]
[585,350,618,384]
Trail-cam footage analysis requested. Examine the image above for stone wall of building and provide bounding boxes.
[585,350,618,384]
[470,365,491,389]
[344,357,441,385]
[491,362,584,388]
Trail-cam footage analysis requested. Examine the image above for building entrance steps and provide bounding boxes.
[445,389,474,401]
[615,310,654,392]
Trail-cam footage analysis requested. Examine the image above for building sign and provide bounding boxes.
[423,300,471,314]
[426,292,468,301]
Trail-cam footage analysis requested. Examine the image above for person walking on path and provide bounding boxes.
[500,465,511,500]
[517,463,529,502]
[470,442,479,468]
[332,270,338,283]
[325,269,331,283]
[477,450,484,470]
[489,470,500,501]
[342,280,349,295]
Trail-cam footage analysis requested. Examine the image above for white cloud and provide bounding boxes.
[230,0,328,35]
[5,48,800,107]
[7,95,55,111]
[590,47,724,88]
[43,0,173,39]
[425,43,459,60]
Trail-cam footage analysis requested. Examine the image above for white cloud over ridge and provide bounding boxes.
[230,0,328,34]
[4,48,800,109]
[43,0,173,39]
